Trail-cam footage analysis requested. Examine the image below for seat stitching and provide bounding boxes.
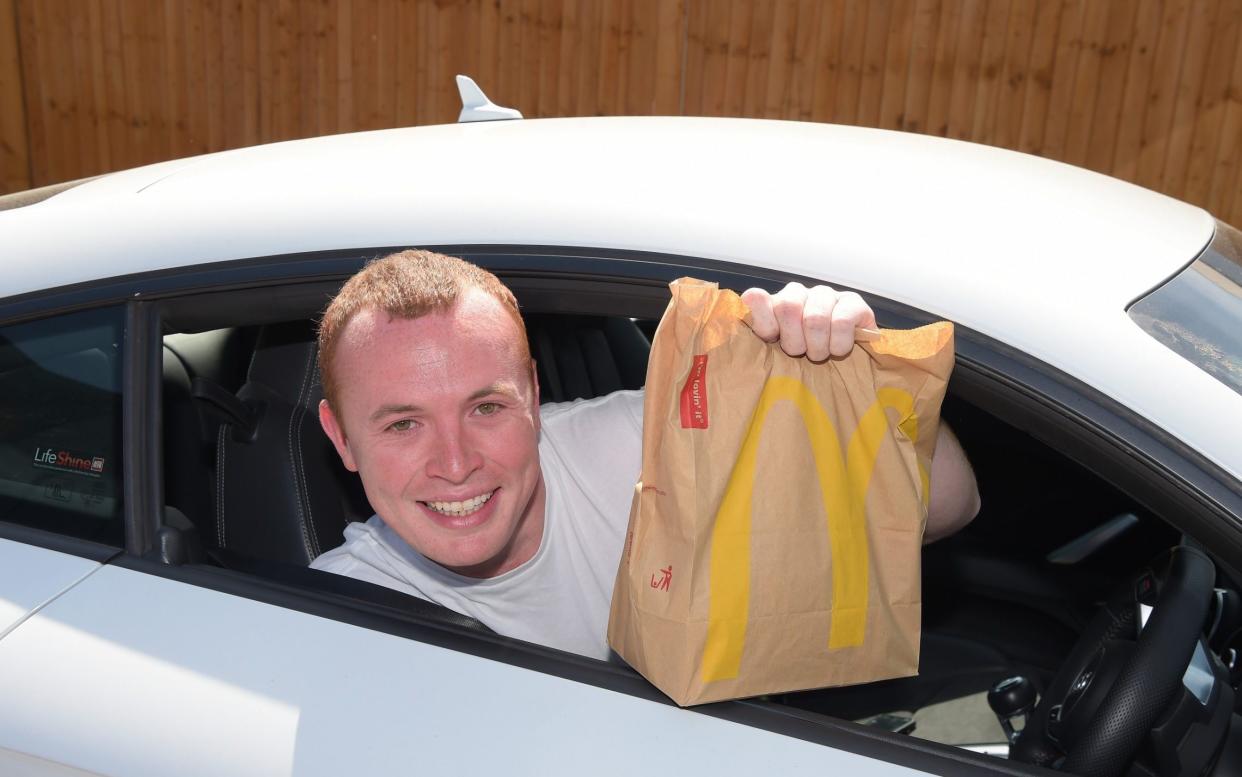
[288,348,317,560]
[298,358,321,558]
[216,423,227,548]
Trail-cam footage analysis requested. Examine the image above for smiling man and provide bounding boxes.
[311,250,979,659]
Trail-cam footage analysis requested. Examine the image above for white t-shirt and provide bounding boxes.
[310,390,644,661]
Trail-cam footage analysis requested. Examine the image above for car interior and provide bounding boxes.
[150,268,1242,776]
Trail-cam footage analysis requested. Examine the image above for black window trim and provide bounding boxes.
[4,245,1242,776]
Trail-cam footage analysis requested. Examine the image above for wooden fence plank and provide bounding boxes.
[67,0,98,176]
[574,0,602,115]
[534,0,559,116]
[1181,0,1241,207]
[378,0,399,126]
[48,0,81,181]
[256,0,273,139]
[719,0,749,116]
[1207,17,1242,220]
[1058,0,1107,165]
[944,0,985,140]
[655,0,684,114]
[623,0,653,114]
[184,0,210,154]
[900,0,941,134]
[494,0,521,111]
[86,0,111,172]
[394,0,418,126]
[832,0,866,124]
[593,0,619,114]
[856,0,892,127]
[99,0,127,174]
[1161,0,1218,197]
[148,0,171,159]
[201,0,224,150]
[278,0,300,136]
[1109,0,1160,181]
[740,0,773,118]
[1082,0,1139,174]
[989,0,1034,151]
[123,0,153,163]
[1135,0,1192,190]
[808,0,845,123]
[297,0,320,137]
[681,0,707,115]
[518,0,542,113]
[1014,0,1061,154]
[14,0,46,186]
[763,0,796,118]
[240,0,259,146]
[220,0,249,147]
[476,0,499,100]
[784,0,821,121]
[0,0,29,192]
[352,0,379,129]
[923,0,962,136]
[1037,0,1085,160]
[555,0,579,115]
[968,0,1008,143]
[878,0,915,131]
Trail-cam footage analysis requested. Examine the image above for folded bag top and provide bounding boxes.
[608,277,954,706]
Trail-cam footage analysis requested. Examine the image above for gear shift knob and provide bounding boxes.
[988,676,1036,744]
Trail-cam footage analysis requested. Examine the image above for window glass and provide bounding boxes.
[1129,220,1242,396]
[0,307,124,545]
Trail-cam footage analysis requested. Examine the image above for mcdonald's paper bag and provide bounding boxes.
[607,277,954,706]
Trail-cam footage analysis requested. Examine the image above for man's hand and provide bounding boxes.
[741,282,877,361]
[742,281,980,541]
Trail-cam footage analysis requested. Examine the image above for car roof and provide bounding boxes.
[3,117,1237,483]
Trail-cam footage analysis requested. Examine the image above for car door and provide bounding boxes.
[0,254,1012,777]
[12,245,1229,776]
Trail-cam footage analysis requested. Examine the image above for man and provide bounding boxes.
[312,250,979,660]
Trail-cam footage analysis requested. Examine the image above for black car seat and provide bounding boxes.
[208,321,371,566]
[525,314,649,402]
[162,327,258,538]
[209,314,650,566]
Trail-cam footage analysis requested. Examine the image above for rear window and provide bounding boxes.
[1128,220,1242,396]
[0,307,125,545]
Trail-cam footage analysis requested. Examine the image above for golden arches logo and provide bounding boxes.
[700,377,924,684]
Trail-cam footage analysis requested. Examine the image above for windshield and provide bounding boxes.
[1128,220,1242,396]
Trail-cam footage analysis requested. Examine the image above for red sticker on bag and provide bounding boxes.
[680,355,709,429]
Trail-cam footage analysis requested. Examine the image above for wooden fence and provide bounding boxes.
[3,0,1242,225]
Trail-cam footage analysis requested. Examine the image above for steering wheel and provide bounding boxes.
[1011,545,1215,777]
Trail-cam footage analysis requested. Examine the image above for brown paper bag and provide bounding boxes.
[607,277,955,706]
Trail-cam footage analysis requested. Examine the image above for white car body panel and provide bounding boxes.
[2,117,1234,482]
[0,539,101,639]
[0,565,930,777]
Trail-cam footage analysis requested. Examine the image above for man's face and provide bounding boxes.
[319,288,544,578]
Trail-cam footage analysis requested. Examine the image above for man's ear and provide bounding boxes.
[319,399,358,472]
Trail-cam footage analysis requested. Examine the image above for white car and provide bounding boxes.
[1,89,1240,777]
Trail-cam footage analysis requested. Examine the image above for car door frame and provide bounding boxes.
[4,243,1241,777]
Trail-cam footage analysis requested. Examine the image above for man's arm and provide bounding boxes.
[924,423,980,542]
[740,282,981,543]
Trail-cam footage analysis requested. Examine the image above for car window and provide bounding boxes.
[0,307,125,546]
[1129,220,1242,395]
[140,259,1231,771]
